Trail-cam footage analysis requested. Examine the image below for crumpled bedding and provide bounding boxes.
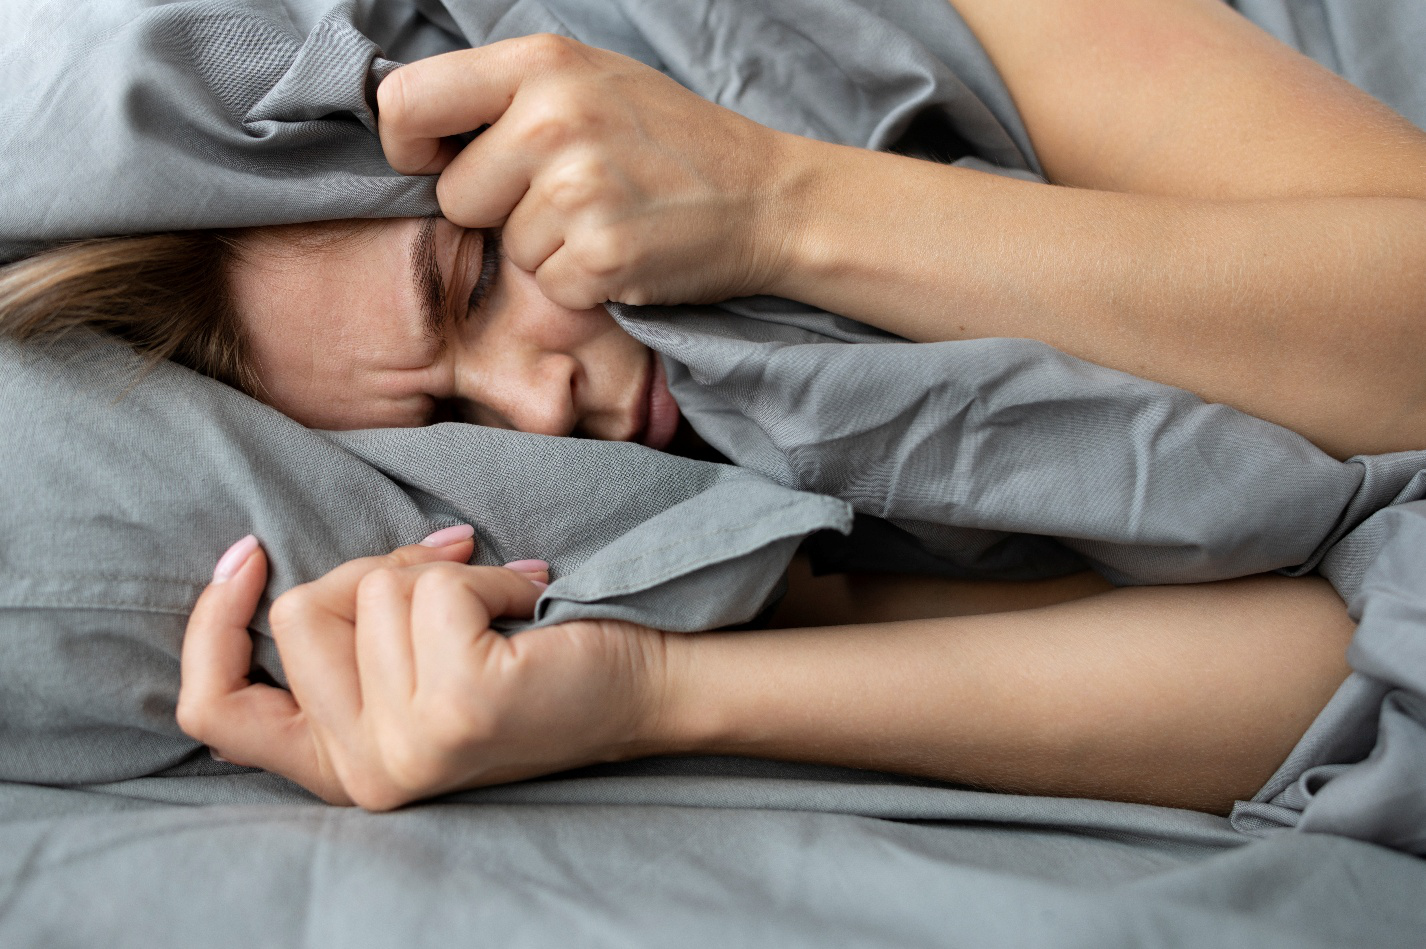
[2,1,1426,941]
[6,778,1426,949]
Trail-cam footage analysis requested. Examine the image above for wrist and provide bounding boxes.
[635,629,727,758]
[749,131,837,301]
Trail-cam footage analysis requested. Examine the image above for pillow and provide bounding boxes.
[0,332,849,784]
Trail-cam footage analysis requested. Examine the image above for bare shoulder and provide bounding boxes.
[944,0,1426,199]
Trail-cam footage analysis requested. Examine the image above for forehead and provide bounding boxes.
[232,218,419,332]
[228,217,443,424]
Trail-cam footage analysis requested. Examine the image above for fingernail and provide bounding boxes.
[209,749,230,764]
[529,580,548,590]
[420,524,475,547]
[212,535,259,583]
[503,559,549,573]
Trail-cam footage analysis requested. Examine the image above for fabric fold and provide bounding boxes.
[2,0,1426,853]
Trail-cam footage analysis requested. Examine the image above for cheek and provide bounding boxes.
[579,311,650,385]
[503,273,625,344]
[375,332,447,373]
[482,265,649,374]
[251,337,448,429]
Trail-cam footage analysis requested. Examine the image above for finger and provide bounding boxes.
[199,682,352,803]
[534,242,611,311]
[268,528,477,730]
[377,38,574,174]
[502,559,550,585]
[180,535,269,718]
[432,116,538,230]
[411,567,544,695]
[271,600,365,734]
[289,526,477,626]
[354,565,417,714]
[498,176,569,274]
[178,538,348,800]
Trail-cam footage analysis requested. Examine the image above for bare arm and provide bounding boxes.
[380,15,1426,457]
[762,2,1426,459]
[658,574,1353,815]
[180,540,1352,816]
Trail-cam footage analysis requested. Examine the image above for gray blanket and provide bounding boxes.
[2,1,1425,945]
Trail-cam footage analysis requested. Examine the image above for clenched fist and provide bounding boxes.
[177,529,676,810]
[377,34,804,311]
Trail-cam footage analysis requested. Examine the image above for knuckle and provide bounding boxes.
[572,228,629,279]
[267,587,309,631]
[357,566,404,601]
[517,94,602,154]
[517,104,577,153]
[376,68,416,132]
[411,562,464,596]
[344,775,406,813]
[327,749,401,811]
[523,32,579,68]
[545,157,608,211]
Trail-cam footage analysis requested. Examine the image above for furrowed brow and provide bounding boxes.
[411,216,445,339]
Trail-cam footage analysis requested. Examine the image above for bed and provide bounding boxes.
[3,1,1425,945]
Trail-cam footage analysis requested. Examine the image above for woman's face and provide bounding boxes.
[228,217,680,448]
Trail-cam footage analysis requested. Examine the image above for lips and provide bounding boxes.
[636,350,681,450]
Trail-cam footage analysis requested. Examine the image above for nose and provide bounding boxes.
[452,348,581,437]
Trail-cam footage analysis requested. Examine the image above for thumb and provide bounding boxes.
[178,535,271,740]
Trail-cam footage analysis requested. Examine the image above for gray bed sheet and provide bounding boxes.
[4,773,1426,949]
[2,0,1425,945]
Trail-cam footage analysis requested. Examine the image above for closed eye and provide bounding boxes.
[465,230,503,321]
[423,229,502,425]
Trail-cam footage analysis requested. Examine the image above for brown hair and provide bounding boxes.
[0,231,259,395]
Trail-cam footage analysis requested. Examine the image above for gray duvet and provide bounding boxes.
[2,0,1425,945]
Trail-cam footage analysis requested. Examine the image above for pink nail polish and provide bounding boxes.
[212,535,258,583]
[503,559,549,572]
[420,524,475,547]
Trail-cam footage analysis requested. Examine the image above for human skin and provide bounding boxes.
[176,0,1389,812]
[377,0,1426,459]
[230,217,680,446]
[178,534,1352,815]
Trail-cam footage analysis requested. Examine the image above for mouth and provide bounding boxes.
[634,350,681,451]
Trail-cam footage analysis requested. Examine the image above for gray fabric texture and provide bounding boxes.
[2,9,1426,942]
[0,332,850,784]
[7,782,1426,949]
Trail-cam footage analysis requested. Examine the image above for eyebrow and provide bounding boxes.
[411,216,445,339]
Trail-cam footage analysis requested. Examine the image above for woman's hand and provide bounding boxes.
[176,531,674,810]
[377,35,799,311]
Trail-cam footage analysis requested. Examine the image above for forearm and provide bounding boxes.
[763,138,1426,458]
[653,575,1353,814]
